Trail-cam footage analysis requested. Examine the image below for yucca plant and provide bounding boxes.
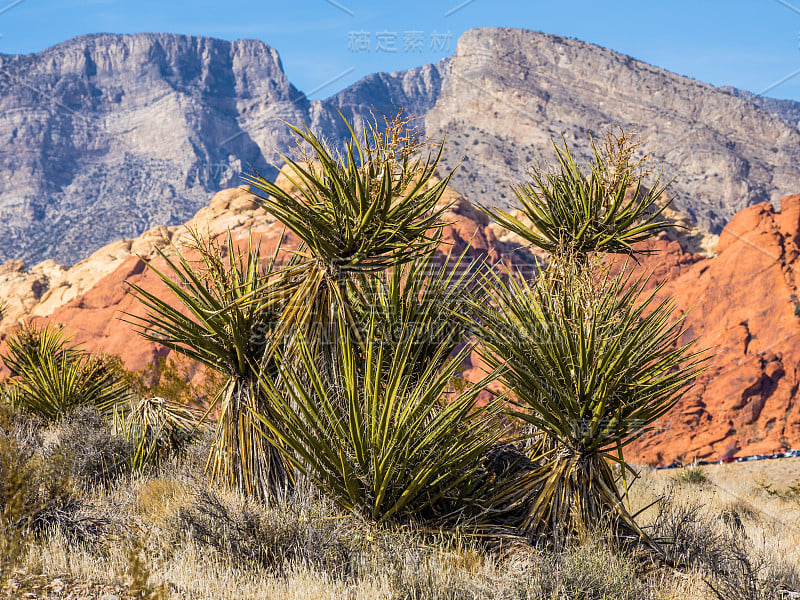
[113,396,205,470]
[2,322,79,377]
[481,130,672,259]
[243,112,455,361]
[355,248,486,377]
[252,312,502,524]
[477,264,707,540]
[473,129,710,544]
[125,230,293,499]
[1,324,129,421]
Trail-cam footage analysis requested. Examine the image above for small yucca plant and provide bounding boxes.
[252,312,501,524]
[126,230,293,499]
[113,396,205,470]
[2,324,129,421]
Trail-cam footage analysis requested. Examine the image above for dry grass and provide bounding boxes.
[5,408,800,599]
[630,461,800,599]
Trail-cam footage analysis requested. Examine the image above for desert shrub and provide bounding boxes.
[0,427,113,577]
[476,263,706,541]
[671,464,710,485]
[649,495,800,599]
[244,111,454,363]
[481,128,671,258]
[0,434,71,533]
[54,405,132,486]
[354,529,651,600]
[650,496,738,571]
[519,536,649,600]
[113,396,203,470]
[174,486,368,575]
[123,355,224,407]
[0,399,44,454]
[126,231,293,500]
[474,129,708,543]
[0,404,115,567]
[755,479,800,501]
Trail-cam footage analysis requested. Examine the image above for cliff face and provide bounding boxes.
[625,195,800,464]
[721,86,800,131]
[1,27,799,265]
[0,33,312,264]
[424,28,800,234]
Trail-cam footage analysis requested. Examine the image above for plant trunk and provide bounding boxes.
[207,377,292,501]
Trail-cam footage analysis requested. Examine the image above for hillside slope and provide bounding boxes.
[424,28,800,232]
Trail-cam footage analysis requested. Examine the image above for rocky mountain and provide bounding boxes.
[0,33,306,264]
[0,32,448,266]
[1,27,799,265]
[423,28,800,234]
[721,86,800,130]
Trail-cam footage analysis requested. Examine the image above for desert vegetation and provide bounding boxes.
[1,114,797,598]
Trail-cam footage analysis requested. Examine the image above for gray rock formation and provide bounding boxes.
[0,33,309,264]
[720,86,800,131]
[423,28,800,232]
[0,28,798,264]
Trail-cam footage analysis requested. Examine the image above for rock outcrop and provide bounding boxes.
[0,175,528,372]
[625,194,800,464]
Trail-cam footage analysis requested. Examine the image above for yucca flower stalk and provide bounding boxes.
[252,311,502,524]
[126,230,293,500]
[243,113,455,363]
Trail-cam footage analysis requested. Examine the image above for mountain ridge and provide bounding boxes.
[0,27,798,265]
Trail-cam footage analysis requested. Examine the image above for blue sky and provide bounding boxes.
[1,0,800,101]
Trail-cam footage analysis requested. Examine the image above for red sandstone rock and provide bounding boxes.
[625,194,800,464]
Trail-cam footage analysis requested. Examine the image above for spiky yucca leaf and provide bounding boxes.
[356,248,486,377]
[2,325,129,421]
[481,136,672,259]
[252,313,502,524]
[125,230,293,499]
[476,264,708,540]
[242,113,455,360]
[114,396,205,470]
